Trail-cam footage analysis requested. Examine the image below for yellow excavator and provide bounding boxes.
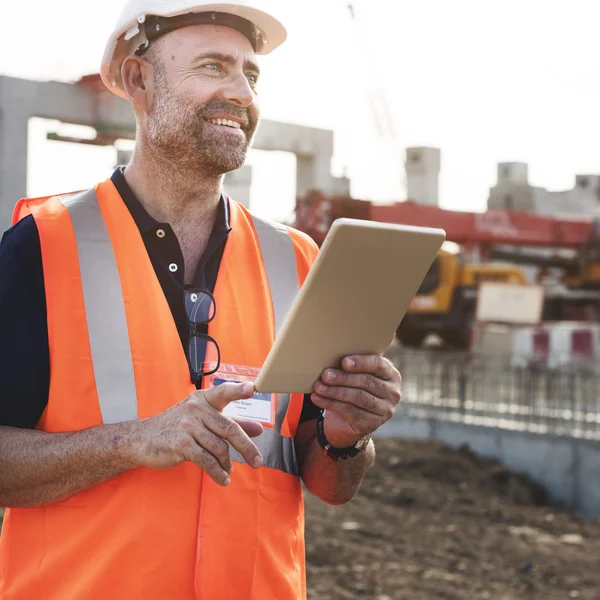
[396,243,528,348]
[397,226,600,349]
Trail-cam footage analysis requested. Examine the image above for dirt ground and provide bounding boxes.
[1,439,598,599]
[304,438,600,600]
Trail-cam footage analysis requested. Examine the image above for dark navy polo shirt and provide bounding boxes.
[0,167,318,429]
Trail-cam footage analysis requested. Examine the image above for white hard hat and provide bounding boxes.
[101,0,287,99]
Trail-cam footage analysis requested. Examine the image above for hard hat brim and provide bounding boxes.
[101,3,287,99]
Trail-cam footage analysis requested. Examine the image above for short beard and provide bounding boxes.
[145,63,258,176]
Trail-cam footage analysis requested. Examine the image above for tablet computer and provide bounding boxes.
[254,218,446,393]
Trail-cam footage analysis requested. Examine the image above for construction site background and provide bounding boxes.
[3,2,600,598]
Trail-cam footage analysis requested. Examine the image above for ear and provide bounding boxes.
[121,56,155,114]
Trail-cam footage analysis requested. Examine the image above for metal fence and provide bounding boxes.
[385,346,600,440]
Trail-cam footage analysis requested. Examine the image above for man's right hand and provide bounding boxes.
[129,382,263,486]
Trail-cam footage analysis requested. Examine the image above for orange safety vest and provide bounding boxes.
[0,178,318,599]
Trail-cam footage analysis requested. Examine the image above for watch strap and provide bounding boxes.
[316,411,367,460]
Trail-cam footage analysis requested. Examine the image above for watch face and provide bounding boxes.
[355,435,370,450]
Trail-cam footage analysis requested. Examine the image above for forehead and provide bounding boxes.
[160,24,257,62]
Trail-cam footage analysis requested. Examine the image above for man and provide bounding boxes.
[0,1,402,598]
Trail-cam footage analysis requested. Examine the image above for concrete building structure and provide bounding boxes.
[0,74,349,230]
[223,165,252,208]
[405,146,441,206]
[488,161,600,218]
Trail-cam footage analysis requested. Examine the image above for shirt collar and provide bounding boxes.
[110,166,231,235]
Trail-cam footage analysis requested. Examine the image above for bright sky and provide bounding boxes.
[1,0,600,220]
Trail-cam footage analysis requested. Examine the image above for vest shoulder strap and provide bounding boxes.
[248,212,300,337]
[12,189,88,225]
[58,188,139,424]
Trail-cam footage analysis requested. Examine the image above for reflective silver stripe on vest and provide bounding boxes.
[230,214,301,475]
[250,214,299,336]
[274,392,289,433]
[230,429,299,476]
[251,214,298,433]
[60,190,138,424]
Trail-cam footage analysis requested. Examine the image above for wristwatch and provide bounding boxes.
[316,410,371,460]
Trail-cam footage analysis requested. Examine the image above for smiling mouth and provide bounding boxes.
[205,118,243,130]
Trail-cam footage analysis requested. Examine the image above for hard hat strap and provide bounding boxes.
[135,12,263,55]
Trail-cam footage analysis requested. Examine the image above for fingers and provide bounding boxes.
[178,412,263,486]
[341,355,400,383]
[142,384,265,483]
[178,414,232,473]
[203,381,255,412]
[232,417,264,438]
[180,388,264,477]
[312,380,394,419]
[204,410,263,469]
[319,367,402,408]
[310,356,402,425]
[194,428,232,475]
[185,442,232,487]
[320,369,391,401]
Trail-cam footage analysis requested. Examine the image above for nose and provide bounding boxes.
[221,72,254,108]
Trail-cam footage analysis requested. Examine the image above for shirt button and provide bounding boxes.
[169,263,178,273]
[156,229,166,238]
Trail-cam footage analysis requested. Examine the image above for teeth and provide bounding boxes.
[208,118,241,129]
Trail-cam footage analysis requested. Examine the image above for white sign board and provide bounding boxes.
[476,283,544,325]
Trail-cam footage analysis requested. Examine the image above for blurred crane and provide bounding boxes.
[345,2,398,142]
[343,2,406,198]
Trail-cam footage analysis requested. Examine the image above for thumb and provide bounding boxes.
[204,381,255,412]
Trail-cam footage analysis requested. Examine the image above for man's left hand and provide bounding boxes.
[311,355,402,448]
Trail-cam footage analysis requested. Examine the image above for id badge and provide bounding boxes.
[205,363,277,428]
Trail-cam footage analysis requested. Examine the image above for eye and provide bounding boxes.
[203,63,221,73]
[246,73,259,85]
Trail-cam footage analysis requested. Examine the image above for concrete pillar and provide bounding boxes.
[296,155,318,197]
[223,165,252,208]
[405,147,441,206]
[296,153,350,197]
[0,86,30,230]
[488,161,535,212]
